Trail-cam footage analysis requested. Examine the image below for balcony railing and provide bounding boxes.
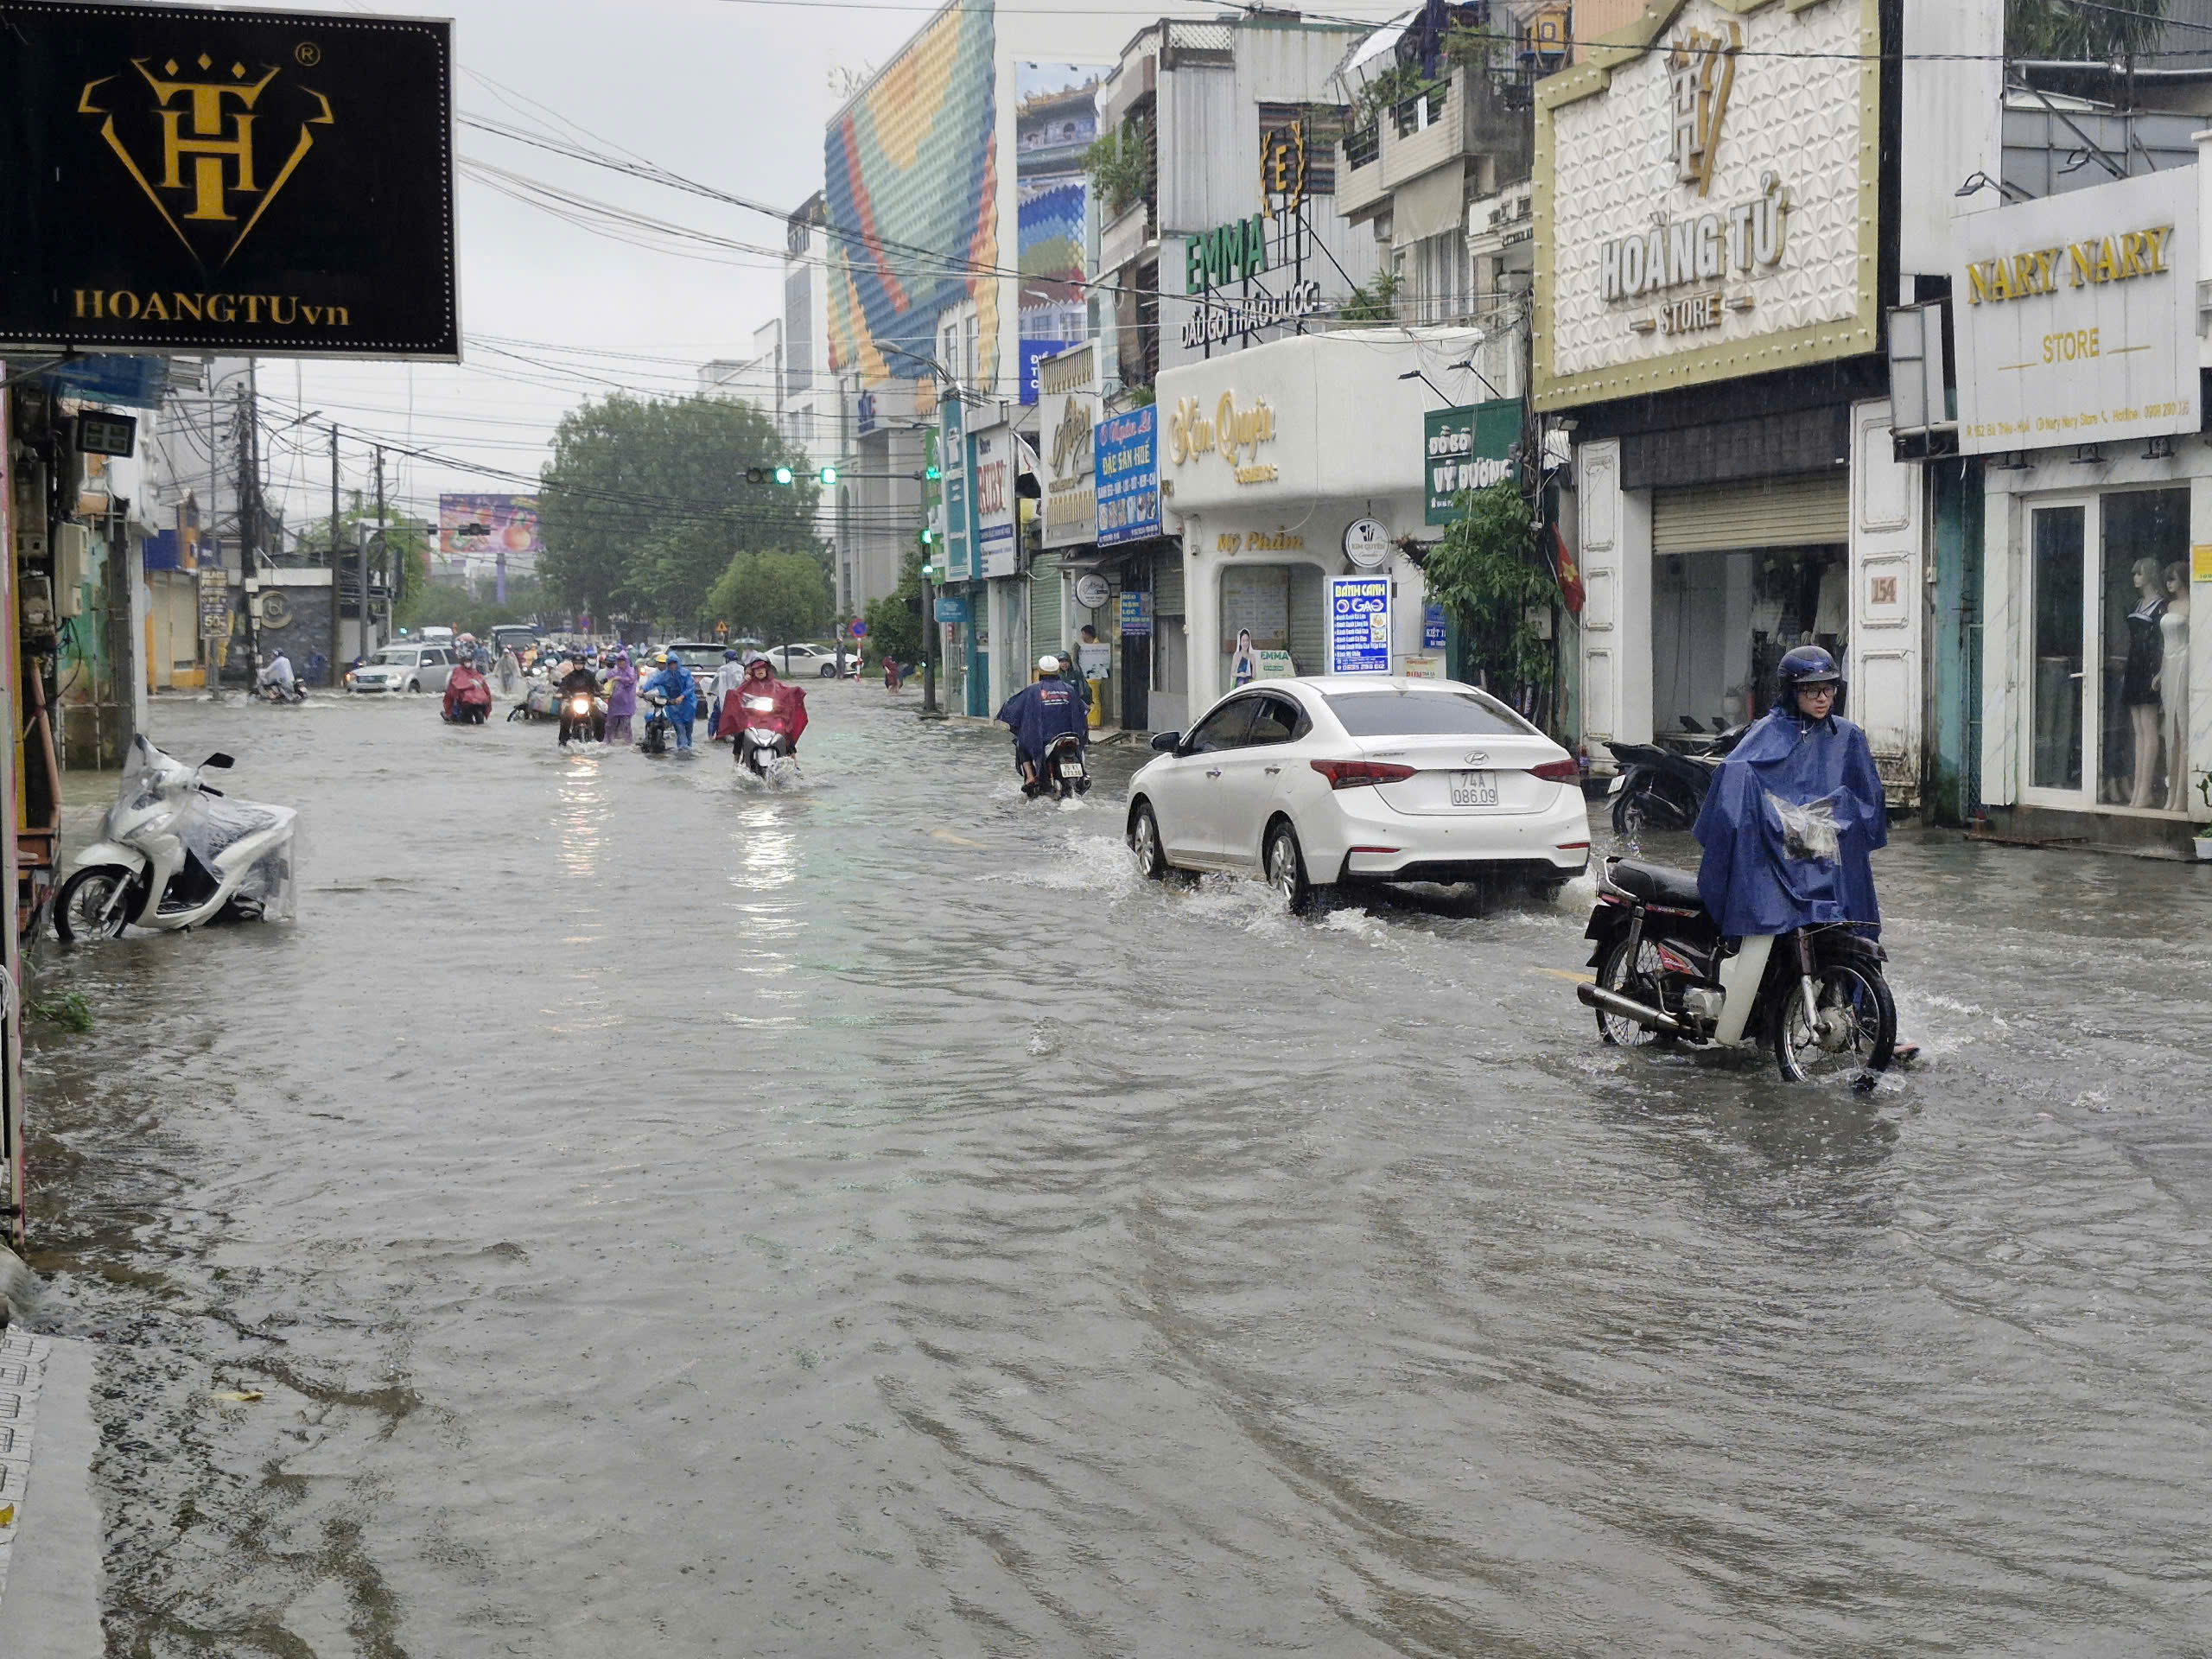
[1344,122,1379,169]
[1392,81,1447,138]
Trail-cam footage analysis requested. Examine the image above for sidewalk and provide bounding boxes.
[0,1324,104,1657]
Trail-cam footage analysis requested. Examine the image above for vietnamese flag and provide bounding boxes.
[1553,523,1585,615]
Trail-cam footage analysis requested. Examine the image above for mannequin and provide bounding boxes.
[2162,562,2190,812]
[2124,556,2167,809]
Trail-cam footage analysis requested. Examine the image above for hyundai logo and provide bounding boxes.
[1464,751,1489,766]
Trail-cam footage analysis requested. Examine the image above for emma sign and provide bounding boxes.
[1953,168,2197,456]
[1534,0,1879,410]
[0,3,456,358]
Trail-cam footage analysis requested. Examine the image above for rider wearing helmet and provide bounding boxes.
[708,647,748,740]
[996,654,1090,795]
[643,650,697,748]
[1690,644,1913,1052]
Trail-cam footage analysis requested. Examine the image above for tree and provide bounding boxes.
[1420,480,1557,697]
[704,550,831,645]
[537,392,819,630]
[863,543,926,666]
[2006,0,2165,59]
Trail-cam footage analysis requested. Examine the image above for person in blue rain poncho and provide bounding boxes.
[996,655,1091,795]
[643,652,697,751]
[1694,645,1887,940]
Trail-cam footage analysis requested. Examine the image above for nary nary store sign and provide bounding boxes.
[0,2,456,358]
[1952,168,2197,455]
[1533,0,1878,409]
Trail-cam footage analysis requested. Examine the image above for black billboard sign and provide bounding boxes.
[0,3,456,359]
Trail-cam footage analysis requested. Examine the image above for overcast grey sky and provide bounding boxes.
[250,0,1410,533]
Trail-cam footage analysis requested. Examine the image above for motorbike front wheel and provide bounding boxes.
[1774,959,1897,1085]
[54,864,143,941]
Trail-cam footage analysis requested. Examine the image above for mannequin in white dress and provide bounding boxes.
[2161,562,2190,812]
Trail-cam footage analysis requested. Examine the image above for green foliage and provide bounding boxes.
[1084,117,1152,219]
[1121,385,1157,409]
[1338,267,1402,322]
[2005,0,2164,58]
[422,575,553,639]
[537,393,818,630]
[30,992,94,1033]
[1351,64,1440,128]
[863,543,926,667]
[1442,22,1506,73]
[704,550,831,646]
[294,497,432,628]
[1421,481,1556,692]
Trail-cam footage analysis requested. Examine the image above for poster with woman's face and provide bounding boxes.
[1230,628,1257,686]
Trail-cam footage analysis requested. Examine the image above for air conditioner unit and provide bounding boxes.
[54,523,92,617]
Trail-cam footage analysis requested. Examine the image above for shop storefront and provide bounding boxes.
[1537,0,1927,799]
[1091,404,1178,731]
[1955,161,2210,851]
[1156,328,1482,716]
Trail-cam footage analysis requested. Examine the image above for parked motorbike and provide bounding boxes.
[54,735,297,941]
[1027,733,1090,802]
[1603,723,1746,833]
[557,690,607,746]
[1575,855,1896,1085]
[733,692,798,780]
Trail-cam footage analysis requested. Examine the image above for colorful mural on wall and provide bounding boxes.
[824,3,998,394]
[1014,62,1102,404]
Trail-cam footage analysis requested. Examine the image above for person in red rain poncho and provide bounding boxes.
[717,655,808,762]
[442,658,493,723]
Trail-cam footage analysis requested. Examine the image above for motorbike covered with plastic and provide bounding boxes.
[71,736,297,929]
[1690,710,1886,938]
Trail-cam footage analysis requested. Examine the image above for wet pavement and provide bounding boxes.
[19,683,2212,1656]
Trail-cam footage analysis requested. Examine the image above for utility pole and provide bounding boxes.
[356,522,373,656]
[327,424,341,683]
[236,379,260,679]
[919,563,938,715]
[373,445,389,639]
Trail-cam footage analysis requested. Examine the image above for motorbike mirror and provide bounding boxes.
[1149,731,1181,753]
[202,752,236,769]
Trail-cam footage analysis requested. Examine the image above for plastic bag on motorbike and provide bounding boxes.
[176,793,299,921]
[1764,791,1840,862]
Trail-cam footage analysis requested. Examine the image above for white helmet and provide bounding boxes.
[1038,654,1062,673]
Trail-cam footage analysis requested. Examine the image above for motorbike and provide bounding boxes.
[54,735,297,941]
[556,687,607,746]
[256,679,308,705]
[1026,733,1090,801]
[639,690,674,755]
[733,692,798,780]
[1603,722,1746,833]
[1575,855,1896,1085]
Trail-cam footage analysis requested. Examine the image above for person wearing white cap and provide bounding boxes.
[996,654,1091,796]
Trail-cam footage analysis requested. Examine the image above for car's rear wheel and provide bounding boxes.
[1264,819,1316,915]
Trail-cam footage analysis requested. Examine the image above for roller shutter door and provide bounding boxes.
[1153,548,1185,615]
[1287,565,1325,677]
[1650,474,1848,554]
[1028,553,1063,656]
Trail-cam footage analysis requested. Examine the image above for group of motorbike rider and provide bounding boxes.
[534,645,806,762]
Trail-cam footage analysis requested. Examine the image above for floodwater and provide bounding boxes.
[21,684,2212,1656]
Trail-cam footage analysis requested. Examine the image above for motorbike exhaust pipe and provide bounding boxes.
[1577,981,1688,1036]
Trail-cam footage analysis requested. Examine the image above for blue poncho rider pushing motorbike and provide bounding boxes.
[996,655,1090,796]
[1691,645,1912,1059]
[642,651,697,751]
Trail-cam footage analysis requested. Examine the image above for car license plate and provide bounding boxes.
[1450,770,1497,807]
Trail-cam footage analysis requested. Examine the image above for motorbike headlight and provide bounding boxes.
[569,697,589,715]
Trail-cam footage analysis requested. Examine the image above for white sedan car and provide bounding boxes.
[346,644,457,696]
[1126,677,1591,908]
[764,643,861,678]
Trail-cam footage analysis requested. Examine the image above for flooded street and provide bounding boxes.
[22,685,2212,1656]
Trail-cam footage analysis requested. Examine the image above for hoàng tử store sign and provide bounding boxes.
[1952,168,2197,456]
[0,3,456,358]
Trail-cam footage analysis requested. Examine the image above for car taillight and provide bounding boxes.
[1529,759,1581,783]
[1309,759,1416,790]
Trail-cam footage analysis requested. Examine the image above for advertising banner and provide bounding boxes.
[1423,400,1522,524]
[1038,342,1098,549]
[1328,574,1391,675]
[970,423,1017,579]
[1952,168,2197,456]
[440,495,542,563]
[0,3,457,358]
[1096,406,1160,547]
[1117,588,1152,635]
[939,394,974,583]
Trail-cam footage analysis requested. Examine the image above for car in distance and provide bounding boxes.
[347,644,458,696]
[764,642,860,678]
[1126,677,1590,909]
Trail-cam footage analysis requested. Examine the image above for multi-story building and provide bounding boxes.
[779,194,847,616]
